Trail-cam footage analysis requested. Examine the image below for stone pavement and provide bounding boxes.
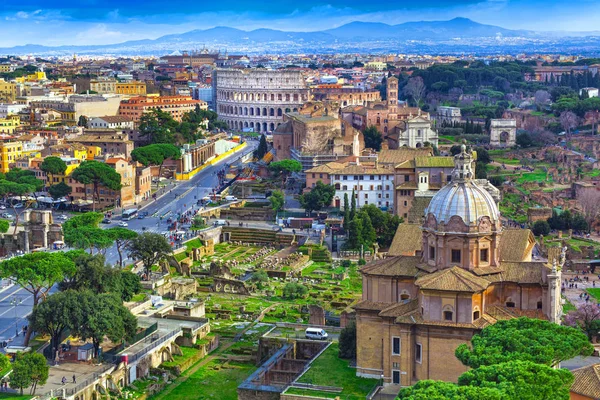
[562,270,600,309]
[34,362,111,398]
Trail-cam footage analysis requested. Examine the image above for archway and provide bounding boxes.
[277,108,282,116]
[500,131,509,144]
[416,142,422,148]
[270,123,275,131]
[263,122,268,132]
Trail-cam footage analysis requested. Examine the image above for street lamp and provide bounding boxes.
[10,296,22,337]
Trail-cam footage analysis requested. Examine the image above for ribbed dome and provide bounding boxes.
[425,144,499,226]
[426,181,499,225]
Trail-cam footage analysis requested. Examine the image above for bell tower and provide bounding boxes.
[386,76,398,120]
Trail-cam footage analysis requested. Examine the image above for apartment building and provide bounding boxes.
[118,95,205,122]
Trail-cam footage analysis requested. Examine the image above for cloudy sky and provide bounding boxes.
[1,0,599,47]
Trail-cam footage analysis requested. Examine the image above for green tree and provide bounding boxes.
[250,270,269,290]
[0,353,9,376]
[345,215,363,250]
[138,108,179,144]
[455,317,593,368]
[270,159,302,187]
[532,220,551,236]
[363,126,383,151]
[282,282,308,299]
[29,290,80,359]
[269,190,285,212]
[0,219,8,233]
[106,227,139,267]
[360,211,377,248]
[458,360,573,400]
[10,352,49,395]
[62,212,114,254]
[343,193,350,232]
[255,134,269,159]
[71,160,122,211]
[127,232,172,278]
[338,322,356,359]
[516,132,534,148]
[40,156,67,184]
[299,181,335,213]
[48,181,72,200]
[350,188,356,220]
[71,291,137,358]
[77,115,88,127]
[398,380,505,400]
[0,173,41,234]
[131,144,181,189]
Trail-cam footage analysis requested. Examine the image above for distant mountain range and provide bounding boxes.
[3,18,600,56]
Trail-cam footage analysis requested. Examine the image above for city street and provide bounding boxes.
[0,141,256,348]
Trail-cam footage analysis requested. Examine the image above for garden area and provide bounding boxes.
[283,343,378,399]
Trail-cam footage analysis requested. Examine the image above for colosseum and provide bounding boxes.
[214,69,310,133]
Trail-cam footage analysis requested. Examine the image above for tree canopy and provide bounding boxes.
[48,181,72,200]
[299,181,335,213]
[9,352,49,395]
[269,159,302,175]
[398,380,505,400]
[40,156,67,178]
[455,317,593,368]
[269,190,285,212]
[255,134,269,159]
[363,126,383,151]
[127,232,172,278]
[106,227,139,267]
[71,160,122,211]
[62,212,114,253]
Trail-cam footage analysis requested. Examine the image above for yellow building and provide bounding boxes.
[0,115,21,134]
[116,81,147,96]
[0,80,17,102]
[0,64,15,73]
[0,141,23,173]
[15,71,47,83]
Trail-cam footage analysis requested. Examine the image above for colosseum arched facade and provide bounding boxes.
[214,69,310,133]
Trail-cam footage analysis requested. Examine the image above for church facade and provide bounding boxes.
[354,145,563,386]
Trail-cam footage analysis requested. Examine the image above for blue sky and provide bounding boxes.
[1,0,599,47]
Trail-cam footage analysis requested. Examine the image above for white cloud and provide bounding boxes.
[16,11,30,19]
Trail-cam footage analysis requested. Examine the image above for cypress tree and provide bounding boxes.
[350,188,356,221]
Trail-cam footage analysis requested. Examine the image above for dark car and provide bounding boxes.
[101,218,112,224]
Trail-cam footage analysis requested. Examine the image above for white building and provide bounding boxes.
[0,104,27,119]
[87,115,134,130]
[398,116,439,148]
[437,106,462,124]
[331,164,395,211]
[580,87,599,98]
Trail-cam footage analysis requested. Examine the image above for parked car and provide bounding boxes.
[305,328,328,341]
[1,213,13,219]
[13,203,24,209]
[118,221,128,227]
[0,205,5,210]
[101,218,112,224]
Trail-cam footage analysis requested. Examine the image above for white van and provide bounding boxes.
[213,220,227,226]
[305,328,328,340]
[225,195,238,202]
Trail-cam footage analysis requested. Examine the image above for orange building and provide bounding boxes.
[118,95,206,122]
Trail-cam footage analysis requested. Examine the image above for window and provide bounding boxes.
[312,173,315,178]
[443,310,453,321]
[451,249,461,263]
[364,194,368,199]
[480,249,489,263]
[537,301,543,309]
[506,301,516,308]
[429,246,435,260]
[392,370,400,384]
[473,310,480,320]
[415,343,422,363]
[405,175,409,182]
[392,337,400,355]
[392,362,399,369]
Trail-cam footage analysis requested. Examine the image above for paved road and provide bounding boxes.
[0,141,256,348]
[101,141,256,265]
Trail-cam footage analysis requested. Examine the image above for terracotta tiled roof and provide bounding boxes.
[378,148,432,165]
[415,266,490,292]
[407,197,432,224]
[483,262,548,285]
[396,181,418,190]
[499,229,535,262]
[394,310,496,329]
[305,162,347,174]
[388,224,422,256]
[97,115,133,124]
[359,256,422,277]
[353,300,391,312]
[571,364,600,399]
[379,299,419,317]
[337,164,392,175]
[486,305,548,321]
[414,156,455,168]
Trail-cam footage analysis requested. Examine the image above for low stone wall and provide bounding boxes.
[280,393,332,400]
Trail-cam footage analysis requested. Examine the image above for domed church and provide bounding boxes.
[354,145,564,386]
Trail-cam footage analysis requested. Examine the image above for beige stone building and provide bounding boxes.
[214,68,310,133]
[354,145,563,386]
[0,79,17,102]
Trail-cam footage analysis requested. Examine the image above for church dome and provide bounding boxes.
[425,145,499,226]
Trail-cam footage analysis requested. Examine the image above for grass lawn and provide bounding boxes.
[161,346,202,368]
[586,288,600,302]
[0,395,34,400]
[516,170,550,184]
[185,238,203,250]
[161,360,256,400]
[562,296,576,313]
[295,343,377,399]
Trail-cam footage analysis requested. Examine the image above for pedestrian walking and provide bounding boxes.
[62,377,67,385]
[73,375,76,384]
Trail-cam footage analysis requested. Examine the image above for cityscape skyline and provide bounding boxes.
[2,0,600,47]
